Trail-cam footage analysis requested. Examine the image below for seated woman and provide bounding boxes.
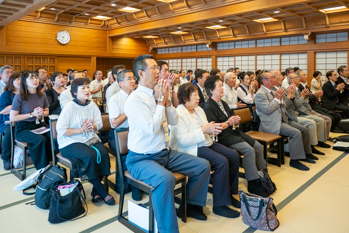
[0,72,21,170]
[170,83,240,218]
[45,71,65,115]
[237,72,256,105]
[10,71,52,170]
[203,75,272,197]
[57,78,115,205]
[311,71,323,93]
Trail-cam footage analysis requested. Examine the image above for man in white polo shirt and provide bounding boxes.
[90,70,105,108]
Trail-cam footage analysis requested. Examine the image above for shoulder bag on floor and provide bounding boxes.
[35,165,67,209]
[48,180,88,224]
[239,190,279,231]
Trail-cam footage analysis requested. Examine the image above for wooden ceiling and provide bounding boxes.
[1,0,349,47]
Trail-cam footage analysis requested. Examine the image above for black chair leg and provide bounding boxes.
[149,192,154,233]
[181,179,187,223]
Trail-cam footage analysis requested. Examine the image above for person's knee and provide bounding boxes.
[213,155,229,171]
[159,172,176,189]
[196,157,211,176]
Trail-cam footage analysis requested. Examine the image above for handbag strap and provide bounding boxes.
[55,185,88,222]
[22,184,37,195]
[91,145,101,164]
[266,199,280,231]
[242,195,264,221]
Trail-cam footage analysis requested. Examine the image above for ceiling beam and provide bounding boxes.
[0,0,57,26]
[108,0,320,37]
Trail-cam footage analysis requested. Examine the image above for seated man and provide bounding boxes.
[272,70,322,157]
[255,72,313,171]
[125,55,211,233]
[222,72,246,110]
[105,65,125,112]
[60,71,90,109]
[336,65,349,107]
[179,70,188,85]
[157,60,179,107]
[195,69,210,105]
[322,70,349,118]
[293,71,332,148]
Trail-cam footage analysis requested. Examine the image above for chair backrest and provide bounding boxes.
[49,119,59,165]
[114,130,129,188]
[234,107,253,124]
[100,113,111,132]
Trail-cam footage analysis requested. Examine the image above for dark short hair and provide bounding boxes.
[281,71,286,76]
[234,67,240,71]
[313,71,322,78]
[70,78,91,98]
[255,70,262,76]
[93,70,102,77]
[35,67,47,74]
[226,68,234,73]
[338,65,347,75]
[157,60,169,72]
[20,71,43,100]
[293,67,300,72]
[82,69,87,72]
[238,72,247,81]
[4,72,21,92]
[112,65,126,79]
[246,71,254,77]
[285,67,294,74]
[187,70,193,73]
[326,70,335,78]
[178,83,199,105]
[204,75,222,98]
[117,69,133,83]
[133,54,154,81]
[66,68,74,74]
[210,68,221,76]
[195,69,209,82]
[50,71,63,83]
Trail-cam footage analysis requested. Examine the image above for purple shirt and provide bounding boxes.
[11,93,49,122]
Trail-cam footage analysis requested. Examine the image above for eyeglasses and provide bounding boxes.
[3,70,14,75]
[124,76,136,81]
[144,65,160,71]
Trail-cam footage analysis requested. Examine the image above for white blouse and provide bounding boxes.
[57,100,103,149]
[237,84,255,104]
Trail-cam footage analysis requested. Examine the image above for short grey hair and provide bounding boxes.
[259,72,270,84]
[224,72,235,82]
[117,69,133,83]
[0,65,14,74]
[295,70,303,78]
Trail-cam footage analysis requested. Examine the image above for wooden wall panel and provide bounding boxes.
[96,57,134,76]
[57,56,92,75]
[5,21,107,55]
[111,37,151,57]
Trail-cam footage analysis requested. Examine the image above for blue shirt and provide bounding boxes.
[0,91,15,133]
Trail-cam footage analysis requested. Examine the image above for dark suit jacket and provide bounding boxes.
[203,98,255,147]
[197,84,205,105]
[336,76,349,106]
[300,83,322,111]
[322,80,339,111]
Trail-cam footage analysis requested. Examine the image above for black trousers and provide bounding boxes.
[15,121,52,170]
[335,104,349,118]
[197,143,239,207]
[313,108,342,131]
[1,125,11,162]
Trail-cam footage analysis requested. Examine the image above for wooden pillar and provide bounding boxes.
[0,26,6,50]
[91,56,96,80]
[107,37,112,53]
[307,51,315,86]
[212,55,216,70]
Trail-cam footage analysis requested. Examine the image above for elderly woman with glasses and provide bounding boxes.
[203,75,274,197]
[170,82,241,218]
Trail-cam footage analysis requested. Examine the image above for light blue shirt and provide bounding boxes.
[124,84,178,154]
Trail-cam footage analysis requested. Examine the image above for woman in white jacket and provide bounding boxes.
[170,83,240,218]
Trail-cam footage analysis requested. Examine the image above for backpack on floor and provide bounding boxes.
[332,135,349,151]
[35,165,67,209]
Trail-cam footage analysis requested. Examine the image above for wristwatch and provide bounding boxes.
[225,120,230,126]
[29,112,33,118]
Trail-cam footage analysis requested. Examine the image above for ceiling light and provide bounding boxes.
[143,35,159,38]
[320,6,347,13]
[93,15,111,20]
[170,31,188,34]
[178,27,181,29]
[85,13,89,15]
[274,11,280,13]
[253,17,277,23]
[218,20,223,22]
[206,25,227,29]
[111,3,116,6]
[119,7,140,13]
[51,8,55,10]
[38,7,45,11]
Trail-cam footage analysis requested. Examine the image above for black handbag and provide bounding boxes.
[48,180,88,224]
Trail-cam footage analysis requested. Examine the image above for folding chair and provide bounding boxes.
[50,118,108,189]
[234,107,284,167]
[115,130,187,233]
[9,121,31,180]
